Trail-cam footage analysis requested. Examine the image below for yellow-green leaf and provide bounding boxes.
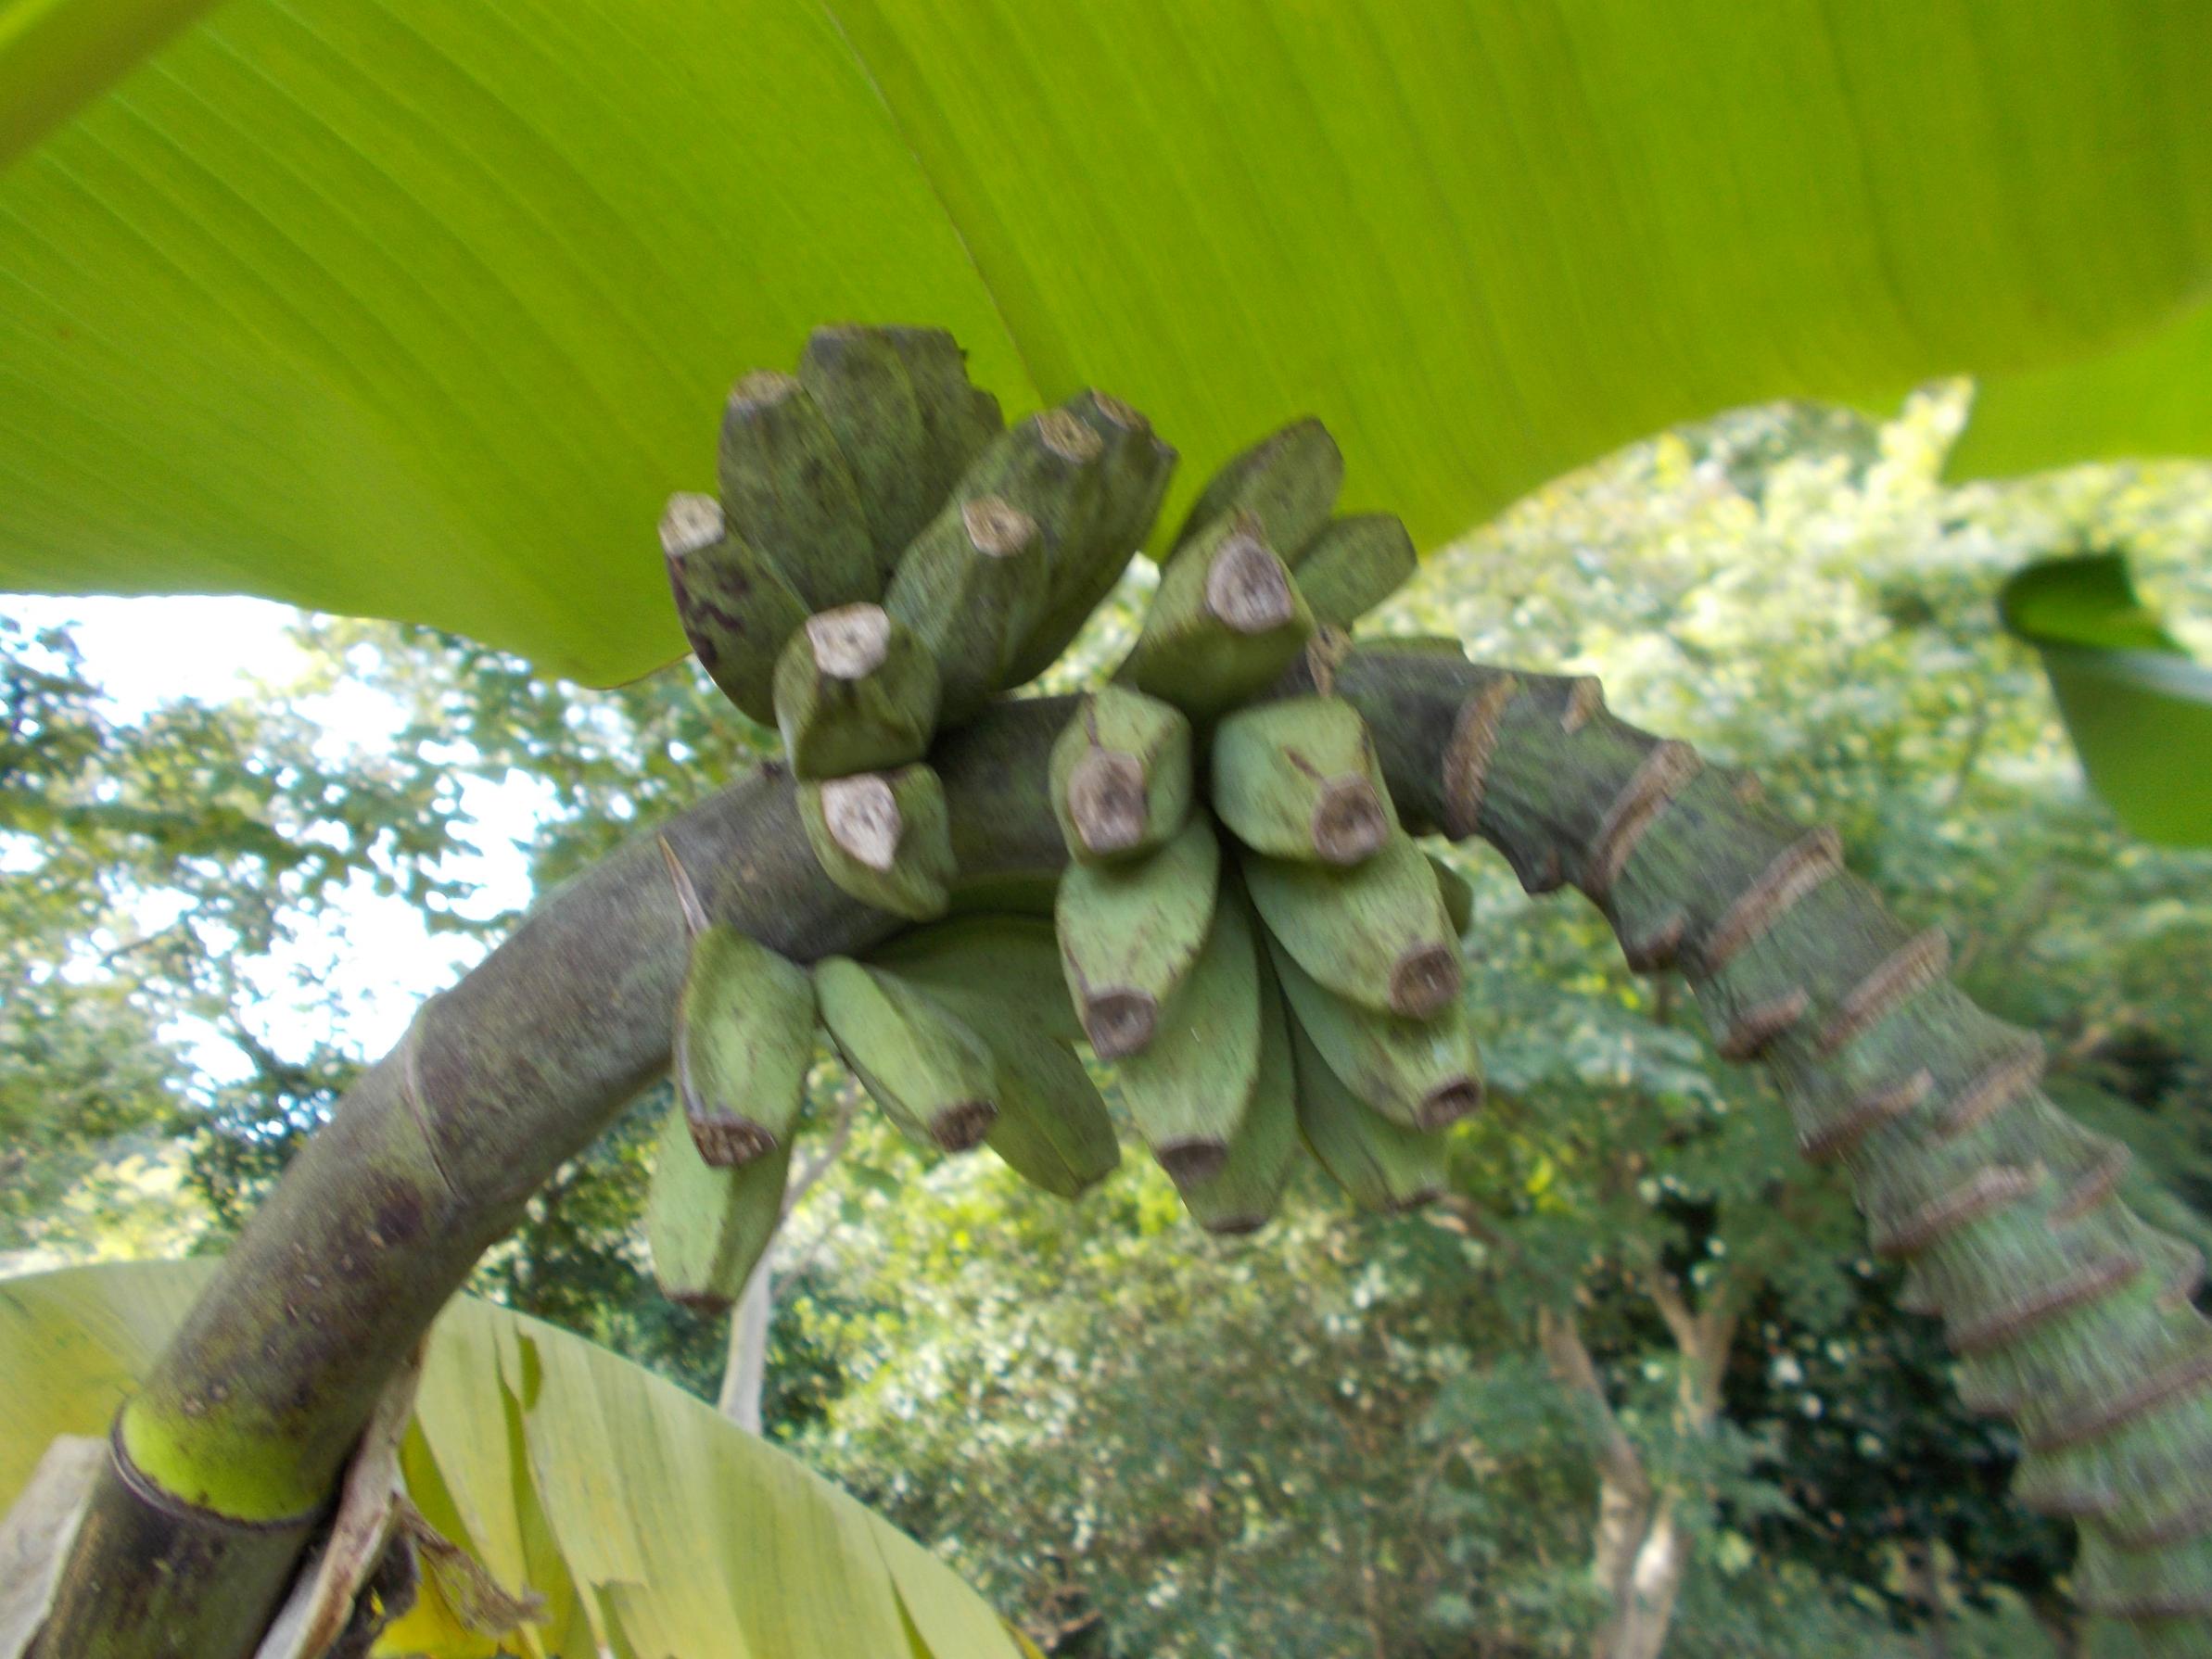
[3,4,2211,684]
[0,1261,1023,1659]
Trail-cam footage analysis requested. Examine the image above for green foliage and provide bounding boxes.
[1999,552,2212,846]
[8,4,2212,681]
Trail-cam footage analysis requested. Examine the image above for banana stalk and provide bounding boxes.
[1055,812,1222,1058]
[1211,694,1396,865]
[772,602,941,779]
[814,958,999,1151]
[1121,510,1315,719]
[795,765,955,919]
[715,369,877,614]
[660,491,811,725]
[1049,686,1194,863]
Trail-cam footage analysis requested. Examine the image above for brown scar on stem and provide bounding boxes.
[1869,1164,2039,1258]
[1697,828,1842,972]
[1442,675,1521,839]
[1798,1068,1931,1163]
[1933,1040,2045,1140]
[1583,740,1701,899]
[1815,927,1951,1055]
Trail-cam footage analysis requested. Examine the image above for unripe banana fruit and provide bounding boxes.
[1211,695,1396,866]
[1289,514,1417,630]
[716,369,877,614]
[1055,812,1222,1058]
[646,1100,792,1311]
[1114,875,1264,1185]
[796,765,955,919]
[1173,953,1301,1235]
[1267,938,1484,1132]
[796,326,937,586]
[886,494,1046,724]
[661,492,811,726]
[1290,1020,1449,1213]
[1049,686,1194,863]
[1428,853,1474,937]
[672,920,818,1167]
[1242,830,1460,1019]
[814,958,999,1151]
[880,326,1004,504]
[897,971,1121,1199]
[1169,418,1343,564]
[1001,391,1178,686]
[1121,511,1315,720]
[865,912,1085,1045]
[772,603,941,779]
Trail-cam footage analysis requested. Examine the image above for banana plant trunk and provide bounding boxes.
[35,644,2212,1658]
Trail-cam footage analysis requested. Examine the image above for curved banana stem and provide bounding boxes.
[1341,646,2212,1654]
[41,646,2212,1656]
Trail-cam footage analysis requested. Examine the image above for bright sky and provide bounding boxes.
[8,593,553,1080]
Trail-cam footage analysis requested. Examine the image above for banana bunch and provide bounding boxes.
[650,335,1468,1272]
[647,855,1121,1306]
[1034,420,1475,1231]
[660,324,1176,920]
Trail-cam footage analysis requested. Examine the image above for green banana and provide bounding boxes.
[888,969,1120,1199]
[863,912,1086,1045]
[1114,873,1263,1185]
[884,494,1046,724]
[715,369,877,613]
[645,1098,793,1311]
[1210,695,1396,866]
[660,491,812,725]
[1290,1019,1449,1213]
[1173,948,1301,1234]
[1267,936,1483,1132]
[881,326,1004,503]
[1120,511,1316,720]
[796,765,955,919]
[796,326,936,586]
[1055,812,1222,1058]
[672,921,818,1167]
[1290,513,1417,630]
[1049,686,1194,863]
[1169,418,1342,563]
[772,602,941,779]
[954,408,1106,576]
[1428,853,1474,937]
[1242,831,1460,1017]
[814,958,999,1151]
[1001,390,1178,685]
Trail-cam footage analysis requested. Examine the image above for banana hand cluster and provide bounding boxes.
[662,324,1176,921]
[649,334,1463,1292]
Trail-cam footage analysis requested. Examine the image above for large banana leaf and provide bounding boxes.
[0,1260,1025,1658]
[3,1,2210,684]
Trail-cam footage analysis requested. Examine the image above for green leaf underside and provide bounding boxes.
[0,1260,1024,1658]
[1998,553,2212,847]
[4,2,2212,684]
